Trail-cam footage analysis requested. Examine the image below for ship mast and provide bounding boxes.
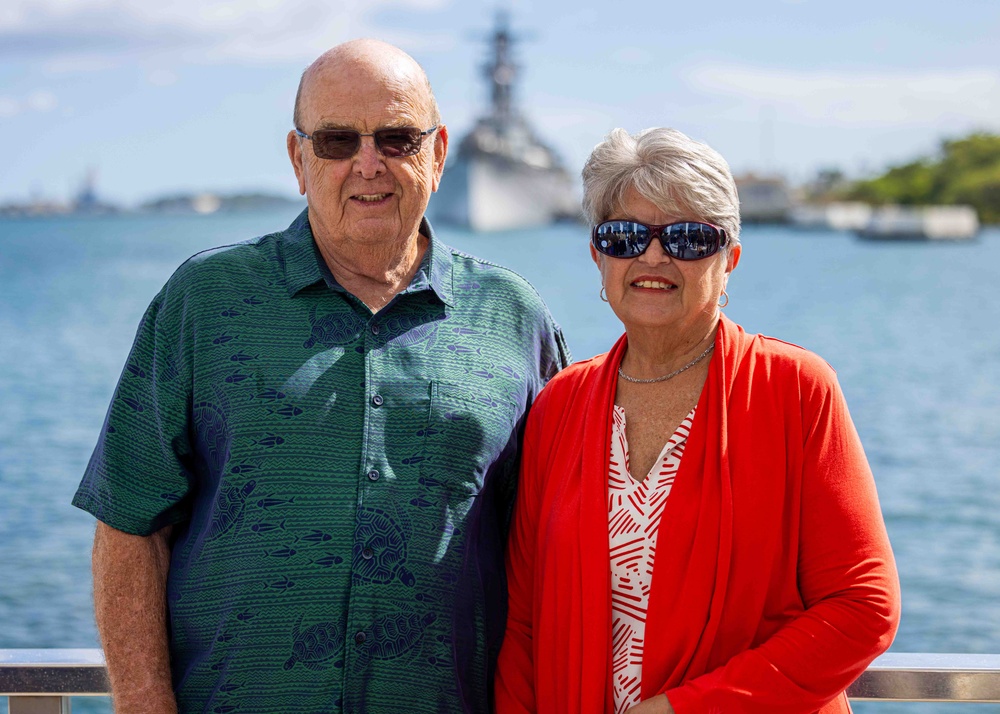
[484,12,517,130]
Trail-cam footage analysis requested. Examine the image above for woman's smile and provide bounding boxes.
[630,277,677,290]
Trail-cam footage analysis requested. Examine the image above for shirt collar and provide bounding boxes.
[407,216,455,307]
[281,209,326,297]
[281,209,454,307]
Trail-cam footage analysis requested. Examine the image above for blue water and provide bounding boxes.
[1,210,999,713]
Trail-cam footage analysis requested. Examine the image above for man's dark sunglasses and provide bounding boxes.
[592,220,729,261]
[294,125,437,160]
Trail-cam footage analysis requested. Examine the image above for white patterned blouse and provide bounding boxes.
[608,405,696,714]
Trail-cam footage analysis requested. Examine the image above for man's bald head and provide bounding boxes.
[293,39,440,131]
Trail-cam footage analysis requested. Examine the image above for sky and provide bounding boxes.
[1,0,999,206]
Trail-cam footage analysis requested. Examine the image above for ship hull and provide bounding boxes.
[856,205,979,241]
[430,153,578,232]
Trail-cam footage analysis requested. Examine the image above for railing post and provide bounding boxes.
[8,696,72,714]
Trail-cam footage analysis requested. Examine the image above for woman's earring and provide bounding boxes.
[718,290,729,308]
[600,286,609,303]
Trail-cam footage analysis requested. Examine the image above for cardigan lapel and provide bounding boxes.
[576,334,628,713]
[640,316,744,697]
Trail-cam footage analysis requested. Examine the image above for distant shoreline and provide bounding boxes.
[0,192,305,219]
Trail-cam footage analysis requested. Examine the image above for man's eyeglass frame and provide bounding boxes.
[294,125,438,160]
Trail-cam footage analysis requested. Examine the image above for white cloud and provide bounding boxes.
[2,0,456,66]
[0,90,58,118]
[146,68,177,86]
[43,55,120,74]
[26,90,58,112]
[686,64,1000,127]
[0,97,20,117]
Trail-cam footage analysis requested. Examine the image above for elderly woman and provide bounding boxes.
[495,128,900,714]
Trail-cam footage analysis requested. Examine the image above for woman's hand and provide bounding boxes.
[624,694,675,714]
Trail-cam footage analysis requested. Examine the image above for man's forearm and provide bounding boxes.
[93,522,178,714]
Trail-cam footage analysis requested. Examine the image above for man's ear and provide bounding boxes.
[431,125,449,192]
[287,131,307,196]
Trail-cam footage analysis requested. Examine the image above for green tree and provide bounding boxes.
[846,132,1000,223]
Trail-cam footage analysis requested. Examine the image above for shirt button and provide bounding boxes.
[370,324,380,335]
[354,631,367,645]
[362,547,374,560]
[367,469,380,482]
[371,394,383,407]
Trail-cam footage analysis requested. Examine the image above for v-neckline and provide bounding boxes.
[612,404,697,484]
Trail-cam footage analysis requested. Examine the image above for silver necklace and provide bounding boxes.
[617,343,715,384]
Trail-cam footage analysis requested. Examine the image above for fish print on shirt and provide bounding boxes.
[73,213,571,714]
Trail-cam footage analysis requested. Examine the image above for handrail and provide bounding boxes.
[847,653,1000,702]
[0,649,108,695]
[3,650,1000,708]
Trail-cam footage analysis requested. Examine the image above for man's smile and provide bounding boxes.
[351,192,392,203]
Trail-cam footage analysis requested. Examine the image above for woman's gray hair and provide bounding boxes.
[582,127,741,246]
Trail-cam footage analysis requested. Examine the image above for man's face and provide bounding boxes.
[288,61,448,249]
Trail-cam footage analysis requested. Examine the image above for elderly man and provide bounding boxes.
[73,39,568,713]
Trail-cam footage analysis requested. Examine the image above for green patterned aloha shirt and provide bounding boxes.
[73,210,570,713]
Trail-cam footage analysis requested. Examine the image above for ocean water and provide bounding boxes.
[1,209,999,713]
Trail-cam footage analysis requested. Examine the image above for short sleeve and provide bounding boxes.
[72,289,195,535]
[542,322,572,382]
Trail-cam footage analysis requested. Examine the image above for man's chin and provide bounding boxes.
[310,205,403,242]
[342,217,417,246]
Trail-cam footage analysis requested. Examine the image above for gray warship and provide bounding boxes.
[429,17,579,231]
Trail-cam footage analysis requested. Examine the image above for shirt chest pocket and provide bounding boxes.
[420,381,519,499]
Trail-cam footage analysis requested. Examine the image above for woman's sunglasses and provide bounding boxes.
[295,125,437,160]
[592,220,728,260]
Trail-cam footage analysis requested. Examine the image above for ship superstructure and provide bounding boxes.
[430,16,579,231]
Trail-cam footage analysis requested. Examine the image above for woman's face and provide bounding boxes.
[591,187,741,337]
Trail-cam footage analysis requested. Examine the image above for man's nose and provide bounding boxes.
[353,136,385,179]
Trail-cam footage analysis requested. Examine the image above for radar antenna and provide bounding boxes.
[484,11,518,128]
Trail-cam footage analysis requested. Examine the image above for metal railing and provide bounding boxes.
[1,650,107,714]
[3,650,1000,711]
[847,653,1000,702]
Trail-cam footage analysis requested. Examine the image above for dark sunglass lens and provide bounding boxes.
[595,222,649,258]
[313,130,361,159]
[375,128,422,157]
[663,223,719,260]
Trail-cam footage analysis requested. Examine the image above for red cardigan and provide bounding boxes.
[496,317,900,714]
